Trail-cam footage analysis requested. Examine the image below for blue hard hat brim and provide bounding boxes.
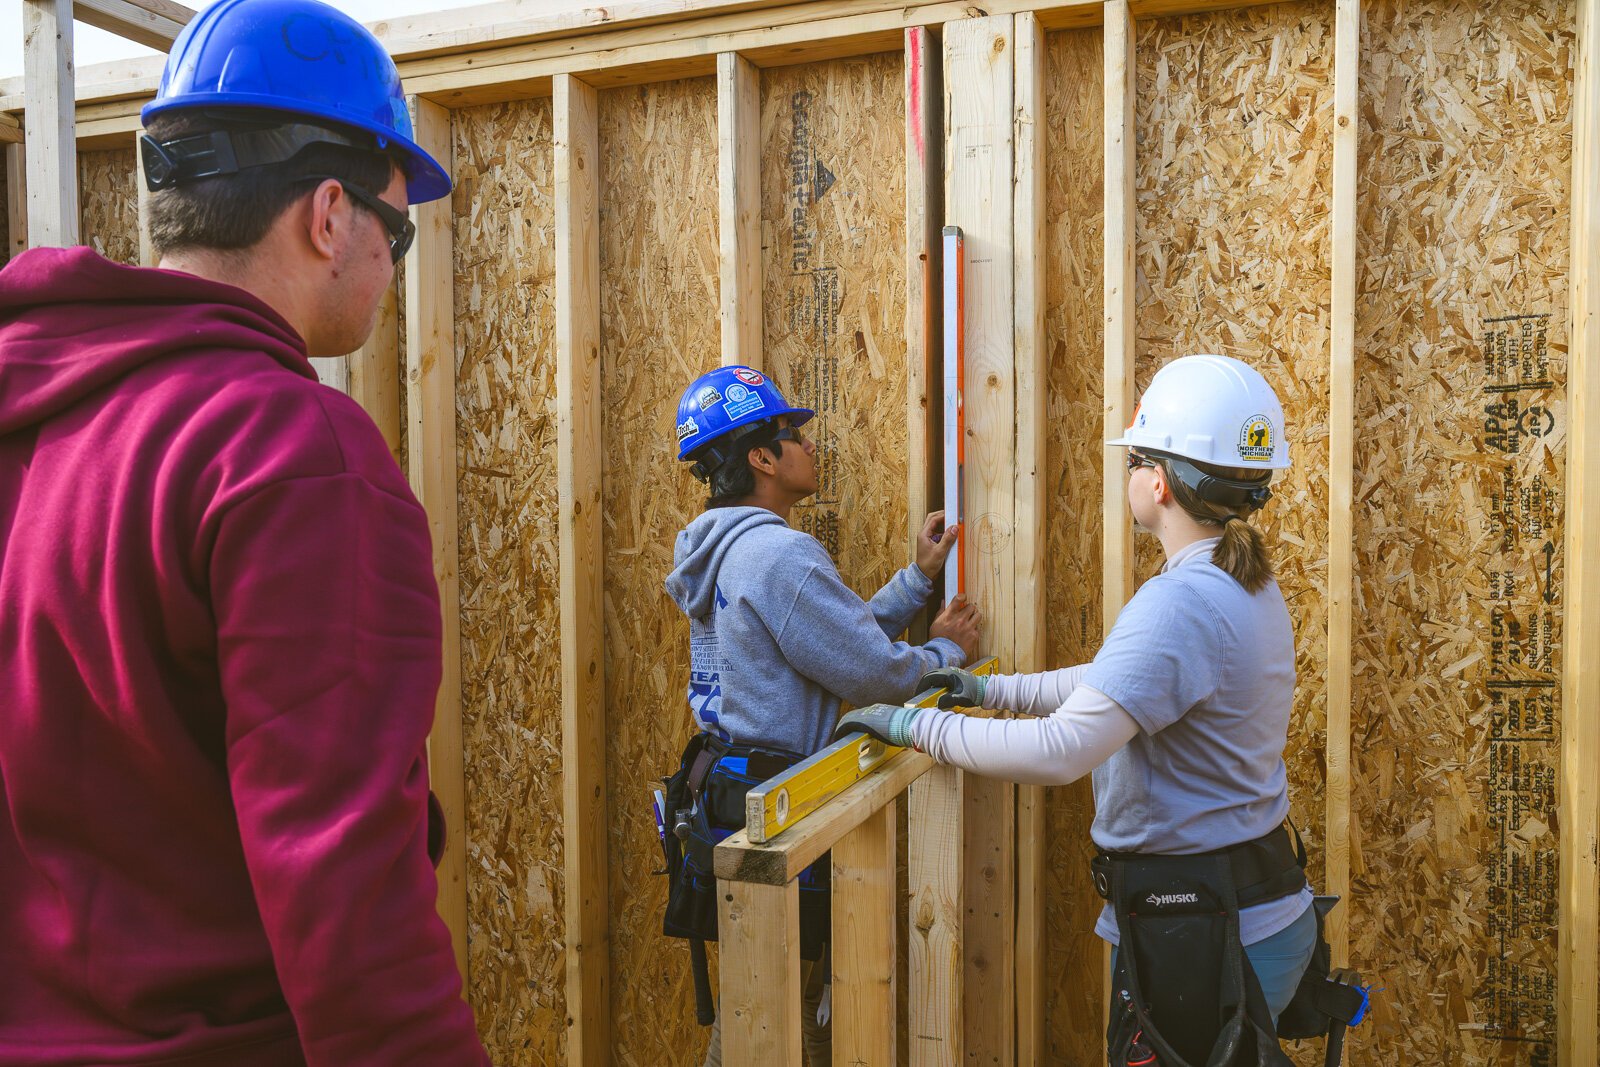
[142,94,452,205]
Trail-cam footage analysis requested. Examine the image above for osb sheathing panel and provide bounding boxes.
[1350,1,1570,1061]
[1133,4,1335,897]
[1042,26,1106,1064]
[760,54,910,599]
[451,99,566,1065]
[78,146,138,265]
[599,77,719,1067]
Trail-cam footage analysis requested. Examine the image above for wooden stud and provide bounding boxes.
[907,763,963,1066]
[23,0,78,248]
[5,143,27,258]
[943,16,1016,1063]
[348,278,404,466]
[131,130,154,266]
[1102,0,1136,1025]
[401,94,468,980]
[1326,0,1358,970]
[1562,0,1600,1061]
[72,0,193,51]
[554,72,611,1067]
[717,51,761,368]
[1012,14,1046,1065]
[905,25,943,613]
[0,112,22,145]
[307,357,349,394]
[718,879,804,1067]
[832,801,897,1067]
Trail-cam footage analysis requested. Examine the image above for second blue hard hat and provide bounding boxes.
[675,366,814,462]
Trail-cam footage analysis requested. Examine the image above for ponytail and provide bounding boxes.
[1211,515,1273,593]
[1155,457,1275,593]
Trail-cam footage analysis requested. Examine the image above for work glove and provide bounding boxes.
[917,665,987,709]
[831,704,926,748]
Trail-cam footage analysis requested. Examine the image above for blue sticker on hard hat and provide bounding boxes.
[1238,414,1274,462]
[723,383,766,420]
[696,386,723,411]
[677,416,700,442]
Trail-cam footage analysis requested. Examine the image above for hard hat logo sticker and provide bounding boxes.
[733,368,766,387]
[1238,415,1274,462]
[723,384,766,420]
[677,417,699,442]
[696,386,722,411]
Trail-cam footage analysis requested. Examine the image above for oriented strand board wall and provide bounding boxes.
[1133,1,1336,891]
[761,53,910,600]
[451,100,565,1064]
[1350,2,1571,1062]
[78,146,138,264]
[599,77,720,1067]
[1042,25,1107,1063]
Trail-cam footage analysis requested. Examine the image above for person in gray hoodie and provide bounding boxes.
[661,364,979,1067]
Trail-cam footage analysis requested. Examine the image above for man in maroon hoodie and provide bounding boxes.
[0,1,488,1064]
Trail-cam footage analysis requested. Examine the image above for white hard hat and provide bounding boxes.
[1108,354,1290,470]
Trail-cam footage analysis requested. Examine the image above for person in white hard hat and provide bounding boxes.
[836,355,1366,1065]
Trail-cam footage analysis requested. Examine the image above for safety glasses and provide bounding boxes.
[1125,450,1157,473]
[771,425,808,447]
[300,174,415,263]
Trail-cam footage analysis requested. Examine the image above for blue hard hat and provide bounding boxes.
[141,0,451,204]
[675,365,814,464]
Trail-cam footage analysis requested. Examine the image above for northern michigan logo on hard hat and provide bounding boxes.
[723,383,766,420]
[676,417,699,442]
[734,368,766,386]
[1238,414,1274,462]
[695,386,723,411]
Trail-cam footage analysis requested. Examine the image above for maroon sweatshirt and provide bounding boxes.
[0,248,488,1066]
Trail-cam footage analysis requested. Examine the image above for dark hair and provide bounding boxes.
[704,422,784,509]
[145,111,400,258]
[1154,455,1275,593]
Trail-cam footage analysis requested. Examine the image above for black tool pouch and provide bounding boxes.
[1099,850,1293,1067]
[661,734,831,961]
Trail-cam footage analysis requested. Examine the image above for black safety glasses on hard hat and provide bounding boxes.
[299,174,415,263]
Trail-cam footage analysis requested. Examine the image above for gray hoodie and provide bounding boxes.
[665,506,965,755]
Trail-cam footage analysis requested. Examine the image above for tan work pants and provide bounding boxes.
[701,957,830,1067]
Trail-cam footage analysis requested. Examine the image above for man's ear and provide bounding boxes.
[747,444,777,477]
[304,178,347,262]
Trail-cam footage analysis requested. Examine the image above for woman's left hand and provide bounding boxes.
[915,510,961,579]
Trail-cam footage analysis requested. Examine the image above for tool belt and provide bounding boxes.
[660,731,831,1023]
[1095,826,1301,1066]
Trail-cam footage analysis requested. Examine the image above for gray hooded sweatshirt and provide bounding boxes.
[665,506,966,755]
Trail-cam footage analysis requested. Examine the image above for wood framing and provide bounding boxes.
[554,72,610,1067]
[1326,0,1357,970]
[401,94,467,979]
[348,279,404,465]
[831,803,897,1066]
[22,0,77,248]
[719,880,804,1066]
[905,24,943,593]
[1011,12,1047,1066]
[0,112,21,145]
[943,16,1017,1063]
[1562,2,1600,1062]
[73,0,193,51]
[5,143,27,256]
[1101,0,1135,625]
[131,131,154,266]
[717,51,761,367]
[906,762,963,1065]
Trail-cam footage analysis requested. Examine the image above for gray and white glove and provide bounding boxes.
[831,703,926,748]
[918,666,986,709]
